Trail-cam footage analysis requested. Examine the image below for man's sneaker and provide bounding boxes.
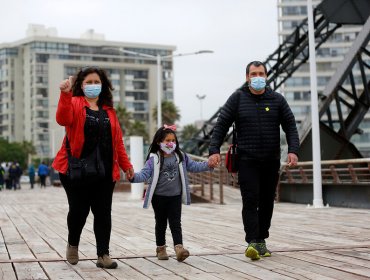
[156,245,169,260]
[257,241,271,257]
[66,243,79,265]
[96,254,118,269]
[245,242,260,260]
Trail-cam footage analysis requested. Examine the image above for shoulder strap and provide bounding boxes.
[64,106,105,158]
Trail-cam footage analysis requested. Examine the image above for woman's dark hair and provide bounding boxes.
[245,61,267,75]
[146,126,183,166]
[72,66,114,107]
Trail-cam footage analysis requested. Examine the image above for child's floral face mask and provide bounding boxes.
[160,142,176,154]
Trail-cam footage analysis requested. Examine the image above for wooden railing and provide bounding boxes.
[187,153,238,204]
[188,155,370,204]
[279,158,370,185]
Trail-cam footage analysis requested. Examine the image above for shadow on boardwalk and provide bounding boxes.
[0,185,370,279]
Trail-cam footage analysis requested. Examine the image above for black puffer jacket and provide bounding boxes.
[209,84,299,160]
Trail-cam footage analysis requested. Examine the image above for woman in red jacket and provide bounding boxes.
[52,66,134,269]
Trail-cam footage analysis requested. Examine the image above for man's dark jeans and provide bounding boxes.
[238,159,280,243]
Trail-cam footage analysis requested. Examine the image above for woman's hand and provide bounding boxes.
[125,167,134,180]
[59,76,75,93]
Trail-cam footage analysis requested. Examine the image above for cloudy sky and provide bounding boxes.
[1,0,280,125]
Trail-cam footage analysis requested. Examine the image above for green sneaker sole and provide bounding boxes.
[261,252,271,257]
[245,247,260,260]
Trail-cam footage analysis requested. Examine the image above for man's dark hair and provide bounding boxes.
[246,61,267,75]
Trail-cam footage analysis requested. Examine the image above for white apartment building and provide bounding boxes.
[0,25,176,158]
[277,0,370,156]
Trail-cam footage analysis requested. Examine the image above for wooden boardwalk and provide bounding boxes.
[0,185,370,280]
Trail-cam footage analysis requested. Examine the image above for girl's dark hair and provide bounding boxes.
[72,66,114,107]
[146,126,183,166]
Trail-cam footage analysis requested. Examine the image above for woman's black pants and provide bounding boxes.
[60,173,115,256]
[238,159,280,243]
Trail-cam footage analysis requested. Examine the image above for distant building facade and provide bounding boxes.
[0,25,176,158]
[277,0,370,156]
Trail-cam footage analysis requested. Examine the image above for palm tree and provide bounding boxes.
[152,100,181,126]
[130,121,149,142]
[116,105,132,136]
[180,124,198,142]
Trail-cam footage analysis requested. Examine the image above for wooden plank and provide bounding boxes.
[148,256,220,280]
[41,261,83,279]
[67,260,118,279]
[122,258,183,279]
[109,259,151,280]
[13,262,48,280]
[230,253,338,280]
[203,254,296,280]
[0,263,17,280]
[281,251,370,280]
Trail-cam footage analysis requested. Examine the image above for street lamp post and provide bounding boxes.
[103,47,213,128]
[196,94,206,122]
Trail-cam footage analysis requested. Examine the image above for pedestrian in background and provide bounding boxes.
[208,61,299,260]
[52,66,134,269]
[38,161,49,188]
[28,164,36,189]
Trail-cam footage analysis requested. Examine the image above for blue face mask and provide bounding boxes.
[250,77,266,91]
[83,84,102,98]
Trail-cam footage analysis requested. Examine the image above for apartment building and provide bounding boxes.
[277,0,370,156]
[0,25,176,158]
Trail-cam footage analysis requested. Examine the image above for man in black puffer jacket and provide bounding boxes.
[209,61,299,261]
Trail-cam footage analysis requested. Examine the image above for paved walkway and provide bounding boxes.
[0,184,370,279]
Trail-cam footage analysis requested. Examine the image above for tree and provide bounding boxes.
[115,105,132,136]
[180,124,198,142]
[152,100,181,126]
[0,139,35,168]
[129,121,149,142]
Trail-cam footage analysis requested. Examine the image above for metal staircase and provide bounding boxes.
[182,0,370,160]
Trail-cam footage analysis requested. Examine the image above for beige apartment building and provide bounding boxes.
[0,25,176,158]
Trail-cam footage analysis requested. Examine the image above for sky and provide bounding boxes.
[0,0,279,126]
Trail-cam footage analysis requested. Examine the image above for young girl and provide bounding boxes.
[130,124,212,262]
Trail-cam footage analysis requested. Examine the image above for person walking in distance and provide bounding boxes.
[38,161,48,188]
[52,66,134,269]
[130,125,213,262]
[208,61,299,260]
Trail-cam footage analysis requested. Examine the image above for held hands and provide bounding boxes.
[59,76,75,93]
[208,154,221,168]
[125,167,134,180]
[287,153,298,167]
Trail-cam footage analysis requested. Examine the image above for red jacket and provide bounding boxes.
[52,92,132,181]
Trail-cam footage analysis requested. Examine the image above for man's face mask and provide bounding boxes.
[249,77,266,91]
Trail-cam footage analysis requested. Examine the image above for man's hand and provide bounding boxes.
[287,153,298,167]
[59,76,75,93]
[208,154,221,168]
[125,167,134,180]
